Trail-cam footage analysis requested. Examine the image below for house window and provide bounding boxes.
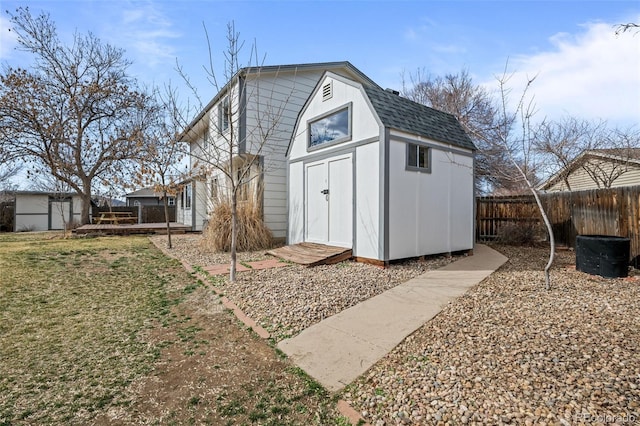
[218,97,230,133]
[406,143,431,172]
[185,184,192,209]
[168,197,175,206]
[236,169,249,202]
[308,104,351,149]
[210,178,218,200]
[202,128,209,149]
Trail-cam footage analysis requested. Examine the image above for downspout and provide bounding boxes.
[238,74,247,154]
[191,182,196,231]
[12,194,16,233]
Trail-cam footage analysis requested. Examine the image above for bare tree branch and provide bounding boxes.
[176,22,290,281]
[494,63,555,290]
[615,22,639,36]
[0,7,153,224]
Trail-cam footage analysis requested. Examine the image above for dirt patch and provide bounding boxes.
[94,285,337,425]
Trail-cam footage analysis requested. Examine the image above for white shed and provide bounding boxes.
[14,191,83,232]
[287,72,476,263]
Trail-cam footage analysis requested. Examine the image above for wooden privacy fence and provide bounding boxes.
[92,206,176,223]
[477,185,640,267]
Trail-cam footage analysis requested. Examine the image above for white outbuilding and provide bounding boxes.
[286,72,476,264]
[13,191,83,232]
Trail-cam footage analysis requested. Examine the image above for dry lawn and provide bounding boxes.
[0,233,340,425]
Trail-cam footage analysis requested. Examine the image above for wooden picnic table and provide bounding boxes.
[94,211,138,225]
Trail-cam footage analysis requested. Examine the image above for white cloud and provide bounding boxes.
[107,1,181,68]
[495,18,640,128]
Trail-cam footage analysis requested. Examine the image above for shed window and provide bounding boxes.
[309,105,351,148]
[406,143,431,172]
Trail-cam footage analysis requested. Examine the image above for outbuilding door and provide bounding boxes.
[305,154,353,248]
[50,200,71,230]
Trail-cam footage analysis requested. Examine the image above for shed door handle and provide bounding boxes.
[320,189,329,195]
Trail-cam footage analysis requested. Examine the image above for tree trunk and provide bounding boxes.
[530,187,555,290]
[230,192,238,282]
[80,186,92,225]
[163,190,172,249]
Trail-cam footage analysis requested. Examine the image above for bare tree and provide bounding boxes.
[0,126,22,187]
[534,117,607,191]
[494,65,555,290]
[135,86,185,249]
[177,22,288,281]
[0,7,152,224]
[579,131,640,189]
[535,118,640,190]
[0,158,21,189]
[401,68,522,194]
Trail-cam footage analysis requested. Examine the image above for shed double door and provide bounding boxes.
[305,155,353,248]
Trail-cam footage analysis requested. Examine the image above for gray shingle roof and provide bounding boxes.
[363,85,476,151]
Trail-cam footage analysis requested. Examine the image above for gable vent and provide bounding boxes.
[322,81,333,101]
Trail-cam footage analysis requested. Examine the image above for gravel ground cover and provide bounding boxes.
[151,234,460,341]
[342,245,640,425]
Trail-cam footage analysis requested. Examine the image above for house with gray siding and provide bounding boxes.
[176,61,375,236]
[125,188,175,206]
[540,148,640,192]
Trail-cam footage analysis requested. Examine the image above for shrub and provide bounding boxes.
[201,197,273,252]
[496,222,545,245]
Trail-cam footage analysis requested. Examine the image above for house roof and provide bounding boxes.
[593,148,640,160]
[363,85,476,151]
[180,61,378,142]
[125,188,170,198]
[14,190,80,197]
[539,148,640,190]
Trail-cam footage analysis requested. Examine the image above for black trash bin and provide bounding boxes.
[575,235,630,278]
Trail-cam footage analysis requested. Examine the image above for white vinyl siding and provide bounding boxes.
[354,142,379,259]
[243,70,327,238]
[388,134,474,260]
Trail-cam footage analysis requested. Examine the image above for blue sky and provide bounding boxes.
[1,0,639,129]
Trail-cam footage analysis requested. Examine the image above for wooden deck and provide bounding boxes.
[74,222,192,235]
[267,242,352,266]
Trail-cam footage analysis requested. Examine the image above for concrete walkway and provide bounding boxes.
[277,244,508,392]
